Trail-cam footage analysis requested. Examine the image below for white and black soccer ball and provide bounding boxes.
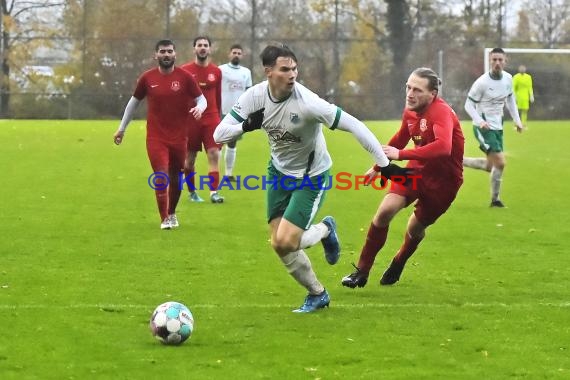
[149,301,194,345]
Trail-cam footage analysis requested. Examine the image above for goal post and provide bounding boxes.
[483,48,570,72]
[483,47,570,119]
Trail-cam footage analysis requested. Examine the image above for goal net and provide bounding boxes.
[483,48,570,120]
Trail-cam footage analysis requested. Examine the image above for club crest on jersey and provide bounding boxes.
[290,112,300,124]
[208,73,216,82]
[171,81,181,91]
[419,118,427,132]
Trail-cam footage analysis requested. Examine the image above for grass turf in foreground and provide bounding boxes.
[0,119,568,379]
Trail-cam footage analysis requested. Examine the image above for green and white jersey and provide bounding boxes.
[228,81,340,178]
[219,63,252,115]
[467,72,514,130]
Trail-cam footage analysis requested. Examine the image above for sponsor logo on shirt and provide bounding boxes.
[265,125,301,144]
[268,130,301,143]
[171,81,181,91]
[229,80,244,91]
[290,112,300,124]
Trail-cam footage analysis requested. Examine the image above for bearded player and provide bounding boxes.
[114,39,206,229]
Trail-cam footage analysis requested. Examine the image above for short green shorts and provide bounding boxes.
[473,126,503,153]
[266,162,330,230]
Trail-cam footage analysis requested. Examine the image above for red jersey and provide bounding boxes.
[133,66,202,144]
[181,62,222,122]
[389,97,464,188]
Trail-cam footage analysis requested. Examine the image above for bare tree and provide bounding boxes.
[525,0,570,48]
[0,0,65,117]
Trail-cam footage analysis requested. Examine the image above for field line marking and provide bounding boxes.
[0,302,569,309]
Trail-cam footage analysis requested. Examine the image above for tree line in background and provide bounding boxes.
[1,0,570,120]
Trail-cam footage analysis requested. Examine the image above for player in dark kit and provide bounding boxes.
[342,67,464,287]
[114,39,206,229]
[181,36,224,203]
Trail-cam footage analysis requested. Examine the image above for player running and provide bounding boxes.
[342,67,464,288]
[214,43,409,313]
[463,48,524,208]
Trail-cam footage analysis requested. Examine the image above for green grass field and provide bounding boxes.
[0,119,569,379]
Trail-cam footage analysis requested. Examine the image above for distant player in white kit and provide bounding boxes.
[214,43,410,313]
[219,44,253,181]
[463,47,524,208]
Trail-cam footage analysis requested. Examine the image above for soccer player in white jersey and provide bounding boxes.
[214,44,410,313]
[463,48,524,208]
[219,44,253,181]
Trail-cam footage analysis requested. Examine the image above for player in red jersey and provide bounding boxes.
[181,36,224,203]
[113,39,206,230]
[342,67,465,287]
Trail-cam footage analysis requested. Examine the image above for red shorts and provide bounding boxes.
[146,139,186,174]
[187,115,222,152]
[389,179,462,226]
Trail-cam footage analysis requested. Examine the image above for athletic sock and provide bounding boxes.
[280,250,324,295]
[168,169,181,215]
[393,231,423,265]
[299,222,329,249]
[491,166,503,201]
[357,223,389,274]
[208,171,220,193]
[463,157,489,171]
[184,167,196,193]
[225,146,237,176]
[155,190,169,221]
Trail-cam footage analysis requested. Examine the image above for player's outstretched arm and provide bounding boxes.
[336,111,389,166]
[336,111,413,185]
[363,163,414,186]
[214,108,265,144]
[114,96,141,145]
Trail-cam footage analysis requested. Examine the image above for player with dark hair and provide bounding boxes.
[463,48,524,208]
[342,67,464,288]
[214,44,409,312]
[181,36,224,203]
[113,39,206,229]
[219,43,253,181]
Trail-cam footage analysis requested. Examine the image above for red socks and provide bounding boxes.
[155,190,169,221]
[357,223,389,274]
[394,232,423,265]
[208,171,220,191]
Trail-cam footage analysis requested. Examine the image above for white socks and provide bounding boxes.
[299,222,329,249]
[224,146,237,176]
[280,250,324,295]
[463,157,489,171]
[491,167,503,201]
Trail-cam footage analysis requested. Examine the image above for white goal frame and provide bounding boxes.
[483,48,570,72]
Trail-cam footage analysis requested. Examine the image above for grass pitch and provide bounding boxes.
[0,119,569,379]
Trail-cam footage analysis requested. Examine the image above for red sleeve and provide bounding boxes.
[388,114,411,149]
[398,107,453,161]
[133,73,147,100]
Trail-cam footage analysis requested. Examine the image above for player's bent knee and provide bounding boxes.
[271,236,299,255]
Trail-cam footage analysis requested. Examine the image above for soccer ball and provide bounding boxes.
[149,301,194,345]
